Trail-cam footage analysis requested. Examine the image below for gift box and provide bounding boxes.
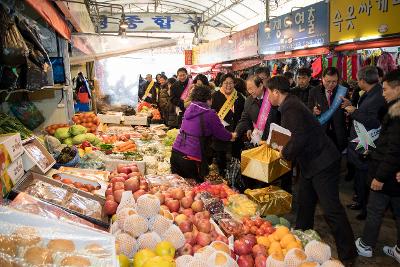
[245,185,292,216]
[241,144,291,183]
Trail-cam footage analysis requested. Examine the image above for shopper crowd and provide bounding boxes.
[139,64,400,265]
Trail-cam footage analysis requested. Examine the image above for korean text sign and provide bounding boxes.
[258,1,328,54]
[197,25,258,64]
[100,13,200,33]
[330,0,400,42]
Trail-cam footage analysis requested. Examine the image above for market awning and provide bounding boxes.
[263,47,330,61]
[231,58,262,71]
[25,0,71,40]
[334,37,400,52]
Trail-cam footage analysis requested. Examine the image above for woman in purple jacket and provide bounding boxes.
[171,85,236,182]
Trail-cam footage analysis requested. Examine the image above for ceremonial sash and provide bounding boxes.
[253,89,272,132]
[318,85,348,125]
[180,79,193,101]
[142,80,155,100]
[218,90,238,120]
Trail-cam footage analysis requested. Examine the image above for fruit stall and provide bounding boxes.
[0,111,345,267]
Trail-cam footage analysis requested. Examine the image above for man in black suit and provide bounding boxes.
[141,74,159,105]
[267,75,357,265]
[291,67,313,105]
[308,67,347,152]
[341,66,386,220]
[170,67,190,127]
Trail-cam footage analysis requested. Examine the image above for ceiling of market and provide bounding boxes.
[58,0,321,61]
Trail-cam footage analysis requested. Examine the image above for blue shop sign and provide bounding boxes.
[258,1,329,54]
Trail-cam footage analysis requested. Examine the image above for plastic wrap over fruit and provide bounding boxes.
[0,206,116,266]
[244,186,292,216]
[226,194,258,218]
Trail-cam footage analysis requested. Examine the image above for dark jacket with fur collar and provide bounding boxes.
[369,98,400,196]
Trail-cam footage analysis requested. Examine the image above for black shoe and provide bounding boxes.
[347,203,362,210]
[356,212,367,220]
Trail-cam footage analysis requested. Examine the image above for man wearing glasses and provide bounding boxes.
[308,67,348,154]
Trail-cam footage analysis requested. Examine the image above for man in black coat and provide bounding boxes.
[141,75,159,105]
[235,74,281,190]
[355,69,400,263]
[170,67,190,127]
[308,67,347,152]
[341,66,386,220]
[267,75,357,264]
[291,67,313,105]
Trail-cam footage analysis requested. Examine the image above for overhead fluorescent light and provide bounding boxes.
[338,39,354,44]
[360,35,381,41]
[264,51,277,55]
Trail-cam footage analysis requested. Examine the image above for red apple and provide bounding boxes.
[181,197,194,209]
[133,189,146,201]
[234,239,252,255]
[117,173,129,180]
[104,200,118,215]
[184,232,196,246]
[196,232,211,246]
[124,178,139,192]
[191,200,204,212]
[105,188,113,196]
[202,210,211,220]
[129,166,139,173]
[113,182,125,191]
[113,189,124,203]
[185,190,195,199]
[256,229,264,237]
[171,188,185,200]
[179,221,193,233]
[252,244,267,257]
[197,219,211,233]
[242,235,257,248]
[210,230,219,240]
[117,165,131,174]
[237,255,254,267]
[181,209,193,217]
[106,195,115,202]
[216,234,229,244]
[192,245,202,253]
[166,199,180,213]
[177,243,193,256]
[255,254,267,267]
[175,214,188,225]
[110,177,125,184]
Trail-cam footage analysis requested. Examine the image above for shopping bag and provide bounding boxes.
[245,185,292,216]
[9,101,45,130]
[241,143,291,183]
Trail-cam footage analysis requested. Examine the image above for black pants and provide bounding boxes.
[354,168,369,214]
[170,150,202,183]
[295,160,357,261]
[215,150,228,177]
[362,191,400,248]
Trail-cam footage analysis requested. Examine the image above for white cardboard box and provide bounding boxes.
[22,137,55,174]
[123,115,148,126]
[6,156,24,184]
[98,112,123,124]
[0,133,24,162]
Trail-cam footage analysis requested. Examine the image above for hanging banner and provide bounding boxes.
[100,13,222,33]
[197,25,258,64]
[330,0,400,42]
[25,0,71,40]
[258,1,328,54]
[184,50,193,65]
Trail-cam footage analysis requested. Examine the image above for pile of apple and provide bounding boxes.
[192,182,236,204]
[104,163,149,216]
[153,188,229,257]
[231,217,277,267]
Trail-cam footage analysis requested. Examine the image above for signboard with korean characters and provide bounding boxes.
[99,13,221,33]
[197,25,258,64]
[258,1,329,54]
[330,0,400,42]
